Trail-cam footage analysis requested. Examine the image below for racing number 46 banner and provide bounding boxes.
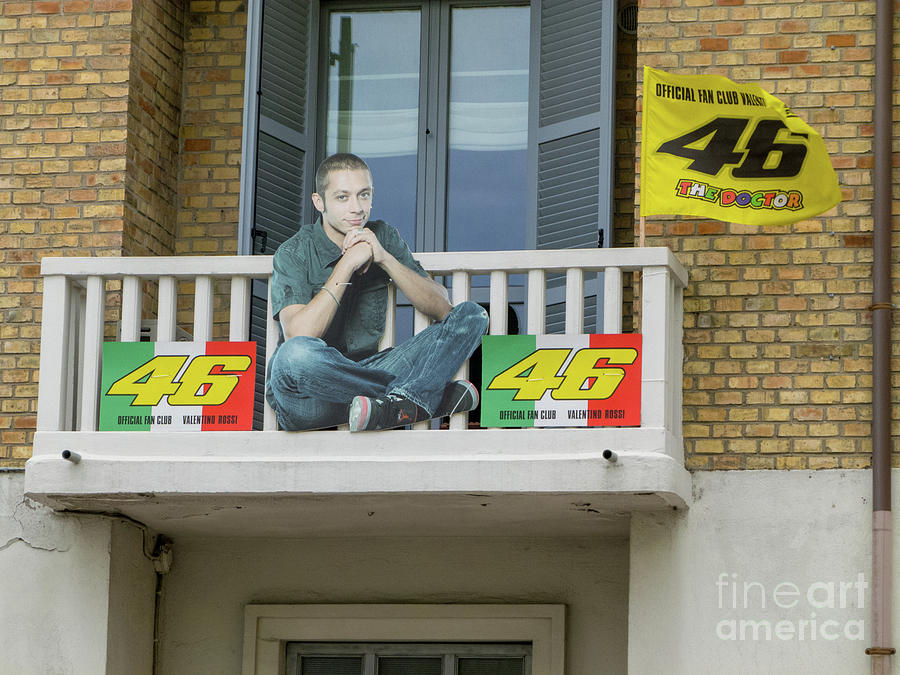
[99,341,256,431]
[641,66,841,226]
[480,334,641,428]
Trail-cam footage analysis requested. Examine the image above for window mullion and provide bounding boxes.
[364,651,376,675]
[443,653,455,675]
[415,1,433,252]
[429,0,452,253]
[419,0,444,252]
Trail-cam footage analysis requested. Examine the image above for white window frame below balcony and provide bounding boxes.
[242,604,565,675]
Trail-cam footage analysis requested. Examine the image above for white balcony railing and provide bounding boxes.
[27,248,691,536]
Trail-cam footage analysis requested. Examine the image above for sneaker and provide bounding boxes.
[348,394,425,432]
[434,379,479,417]
[348,381,479,432]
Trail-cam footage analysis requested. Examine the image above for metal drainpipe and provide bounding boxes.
[867,0,895,671]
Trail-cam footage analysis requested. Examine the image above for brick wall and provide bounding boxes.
[176,0,246,335]
[0,0,245,466]
[125,0,184,257]
[615,15,638,332]
[0,0,137,464]
[636,0,893,469]
[176,0,244,257]
[1,0,892,469]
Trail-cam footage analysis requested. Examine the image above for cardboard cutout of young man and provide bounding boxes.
[266,153,489,431]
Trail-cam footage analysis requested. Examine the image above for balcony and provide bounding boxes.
[25,248,690,538]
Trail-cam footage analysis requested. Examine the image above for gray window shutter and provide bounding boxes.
[528,0,615,332]
[255,0,314,254]
[299,656,363,674]
[243,0,316,428]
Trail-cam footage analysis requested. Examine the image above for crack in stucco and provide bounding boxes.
[0,536,29,553]
[2,475,77,553]
[9,499,75,552]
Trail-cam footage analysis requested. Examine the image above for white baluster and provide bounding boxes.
[230,277,251,341]
[489,270,508,335]
[527,269,545,335]
[603,267,623,334]
[411,308,430,430]
[36,275,71,431]
[450,271,471,431]
[640,266,671,430]
[263,280,278,430]
[120,275,142,341]
[79,275,105,431]
[564,268,584,334]
[157,276,177,342]
[193,275,213,342]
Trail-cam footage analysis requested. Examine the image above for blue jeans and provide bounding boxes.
[266,300,489,430]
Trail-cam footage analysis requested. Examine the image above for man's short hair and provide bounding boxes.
[315,153,372,194]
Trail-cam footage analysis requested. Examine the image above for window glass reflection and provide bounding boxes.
[326,11,421,246]
[446,6,530,252]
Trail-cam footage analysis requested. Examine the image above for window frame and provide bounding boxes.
[242,604,565,675]
[315,0,531,255]
[285,640,533,674]
[239,0,618,259]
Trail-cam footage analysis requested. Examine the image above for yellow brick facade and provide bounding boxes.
[1,0,134,461]
[176,0,244,257]
[0,0,895,469]
[126,0,183,257]
[637,0,893,470]
[174,0,246,332]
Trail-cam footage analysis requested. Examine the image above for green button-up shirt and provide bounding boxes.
[269,219,429,360]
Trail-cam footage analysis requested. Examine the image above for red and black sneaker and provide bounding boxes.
[348,394,426,432]
[348,381,479,432]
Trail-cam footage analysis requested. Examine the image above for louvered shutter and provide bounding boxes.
[249,0,315,428]
[254,0,313,252]
[529,0,615,333]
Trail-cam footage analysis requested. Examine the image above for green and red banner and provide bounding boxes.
[99,341,256,431]
[480,334,642,428]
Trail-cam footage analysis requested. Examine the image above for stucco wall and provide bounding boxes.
[158,535,629,674]
[629,469,882,675]
[106,518,157,674]
[1,471,112,673]
[10,468,900,674]
[0,471,155,675]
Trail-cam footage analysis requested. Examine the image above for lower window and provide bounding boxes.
[242,604,564,675]
[286,642,531,675]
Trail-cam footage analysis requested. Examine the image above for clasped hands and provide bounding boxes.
[340,227,381,275]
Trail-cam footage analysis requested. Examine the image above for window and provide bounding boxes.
[319,2,530,337]
[242,604,565,675]
[239,0,617,420]
[319,2,530,254]
[239,0,617,259]
[286,642,531,674]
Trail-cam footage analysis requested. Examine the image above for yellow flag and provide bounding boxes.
[640,66,841,226]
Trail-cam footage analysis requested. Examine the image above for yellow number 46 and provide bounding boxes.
[487,348,638,401]
[107,355,252,407]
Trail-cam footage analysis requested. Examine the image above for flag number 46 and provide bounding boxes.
[658,117,808,178]
[487,348,638,401]
[107,355,252,406]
